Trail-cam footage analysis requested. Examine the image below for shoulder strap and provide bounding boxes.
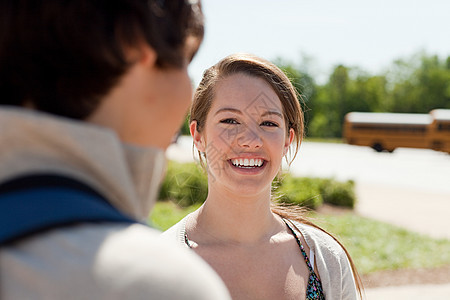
[0,174,138,245]
[283,218,316,273]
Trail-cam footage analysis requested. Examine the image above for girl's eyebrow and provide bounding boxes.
[261,111,283,118]
[215,107,283,119]
[214,107,242,115]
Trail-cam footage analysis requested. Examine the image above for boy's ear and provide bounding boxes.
[125,41,156,67]
[139,44,157,67]
[190,120,206,152]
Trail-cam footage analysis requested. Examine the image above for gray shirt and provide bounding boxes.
[0,107,230,300]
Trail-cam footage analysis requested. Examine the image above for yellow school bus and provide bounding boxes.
[343,109,450,153]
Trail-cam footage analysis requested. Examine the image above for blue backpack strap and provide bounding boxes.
[0,174,138,245]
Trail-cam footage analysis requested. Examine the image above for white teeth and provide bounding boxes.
[255,159,262,167]
[231,158,263,168]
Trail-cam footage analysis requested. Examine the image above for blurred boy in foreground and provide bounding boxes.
[0,1,230,299]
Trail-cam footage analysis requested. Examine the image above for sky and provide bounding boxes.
[188,0,450,85]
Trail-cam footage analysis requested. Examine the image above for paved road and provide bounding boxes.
[289,141,450,196]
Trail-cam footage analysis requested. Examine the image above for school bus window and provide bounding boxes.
[352,125,427,133]
[437,123,450,131]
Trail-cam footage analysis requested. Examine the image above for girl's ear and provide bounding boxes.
[190,120,206,152]
[283,128,295,156]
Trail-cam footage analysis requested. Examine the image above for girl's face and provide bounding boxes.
[192,72,294,196]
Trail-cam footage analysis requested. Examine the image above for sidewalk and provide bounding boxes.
[364,283,450,299]
[355,182,450,240]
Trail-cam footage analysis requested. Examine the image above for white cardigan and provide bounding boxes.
[163,215,359,300]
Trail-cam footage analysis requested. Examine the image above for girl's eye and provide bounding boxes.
[220,118,239,124]
[261,121,279,127]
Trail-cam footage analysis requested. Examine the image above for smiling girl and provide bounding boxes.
[163,54,363,300]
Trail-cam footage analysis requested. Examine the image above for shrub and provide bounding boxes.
[320,179,356,208]
[158,162,357,209]
[275,175,323,209]
[274,175,356,209]
[158,161,208,207]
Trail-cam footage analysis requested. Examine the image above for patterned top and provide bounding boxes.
[284,219,326,300]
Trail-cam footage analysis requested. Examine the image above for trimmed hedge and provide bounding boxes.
[158,162,357,209]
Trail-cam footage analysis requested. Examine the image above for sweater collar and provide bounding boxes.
[0,106,166,221]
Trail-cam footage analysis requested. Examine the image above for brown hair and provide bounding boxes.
[191,53,364,299]
[0,0,204,119]
[191,53,303,167]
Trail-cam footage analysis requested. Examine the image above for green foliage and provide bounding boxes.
[158,162,356,210]
[276,52,450,138]
[275,175,356,209]
[276,176,323,209]
[314,213,450,274]
[274,57,317,136]
[320,179,356,208]
[274,56,317,103]
[388,54,450,113]
[158,161,208,207]
[150,201,201,231]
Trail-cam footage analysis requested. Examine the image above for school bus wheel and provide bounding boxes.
[372,143,383,152]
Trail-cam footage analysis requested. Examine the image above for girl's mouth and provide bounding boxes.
[230,158,265,168]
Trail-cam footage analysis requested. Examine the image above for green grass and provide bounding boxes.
[150,201,201,231]
[311,212,450,274]
[150,202,450,275]
[303,137,344,143]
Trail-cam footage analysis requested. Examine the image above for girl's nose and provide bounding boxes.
[237,125,262,149]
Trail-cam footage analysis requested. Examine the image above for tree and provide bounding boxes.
[273,51,450,138]
[274,57,318,136]
[387,53,450,112]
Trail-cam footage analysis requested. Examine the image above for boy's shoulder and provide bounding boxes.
[1,223,230,300]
